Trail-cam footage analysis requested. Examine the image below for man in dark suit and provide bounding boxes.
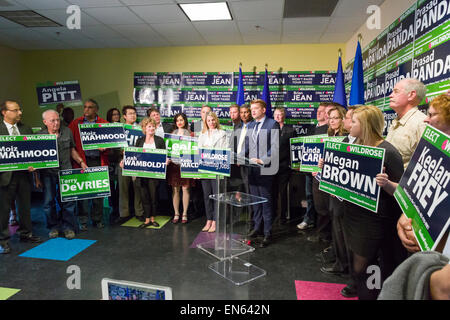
[228,104,243,191]
[0,100,42,254]
[244,99,280,247]
[272,107,296,225]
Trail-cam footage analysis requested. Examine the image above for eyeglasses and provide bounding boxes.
[6,108,22,113]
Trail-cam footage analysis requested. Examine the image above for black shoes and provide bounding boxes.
[341,284,357,298]
[138,221,160,228]
[320,266,346,276]
[260,235,272,248]
[248,229,262,239]
[0,242,11,254]
[19,234,43,243]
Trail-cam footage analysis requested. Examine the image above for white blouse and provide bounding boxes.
[198,129,229,149]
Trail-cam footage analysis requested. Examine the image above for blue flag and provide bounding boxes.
[262,68,273,118]
[333,56,347,108]
[349,41,365,105]
[236,66,245,106]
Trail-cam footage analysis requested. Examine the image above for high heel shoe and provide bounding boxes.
[202,221,212,232]
[181,214,188,224]
[172,214,180,224]
[207,221,216,233]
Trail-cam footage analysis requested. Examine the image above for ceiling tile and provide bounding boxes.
[80,25,124,38]
[193,20,240,35]
[62,36,106,48]
[14,0,71,9]
[83,6,144,25]
[319,31,353,43]
[97,37,138,48]
[150,22,198,38]
[282,32,322,43]
[283,17,330,34]
[120,0,173,4]
[34,8,102,26]
[109,23,160,38]
[0,0,27,10]
[237,20,282,35]
[130,36,171,47]
[129,4,187,23]
[326,17,365,33]
[332,0,386,18]
[230,0,284,21]
[67,0,123,8]
[202,34,243,45]
[241,33,281,45]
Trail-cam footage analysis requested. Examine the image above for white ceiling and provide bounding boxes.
[0,0,385,50]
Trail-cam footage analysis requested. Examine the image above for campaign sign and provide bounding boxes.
[0,134,58,172]
[36,80,82,108]
[394,125,450,251]
[59,166,110,202]
[299,135,328,172]
[122,147,167,179]
[290,137,303,171]
[79,123,128,150]
[319,141,385,213]
[179,151,216,179]
[198,147,231,177]
[123,124,145,147]
[164,133,198,159]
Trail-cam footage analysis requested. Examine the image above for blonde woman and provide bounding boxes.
[344,105,406,300]
[198,111,228,233]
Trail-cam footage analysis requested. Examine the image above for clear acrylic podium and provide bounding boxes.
[197,157,268,285]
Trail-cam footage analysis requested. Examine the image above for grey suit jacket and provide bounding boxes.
[0,121,33,187]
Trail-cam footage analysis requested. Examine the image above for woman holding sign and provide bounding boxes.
[131,117,166,228]
[198,112,229,233]
[167,113,195,224]
[344,105,406,300]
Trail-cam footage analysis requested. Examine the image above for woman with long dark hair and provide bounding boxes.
[167,113,195,224]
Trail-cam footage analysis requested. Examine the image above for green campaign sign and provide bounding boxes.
[79,123,128,150]
[122,147,167,179]
[0,134,59,172]
[59,166,110,202]
[164,133,198,158]
[290,137,303,171]
[298,135,343,172]
[179,150,216,179]
[319,141,385,212]
[394,125,450,251]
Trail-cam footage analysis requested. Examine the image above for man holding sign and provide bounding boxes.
[36,110,87,240]
[0,100,42,254]
[69,99,109,230]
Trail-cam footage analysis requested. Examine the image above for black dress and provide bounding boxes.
[343,140,404,258]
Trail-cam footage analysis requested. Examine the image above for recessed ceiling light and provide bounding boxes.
[179,2,232,22]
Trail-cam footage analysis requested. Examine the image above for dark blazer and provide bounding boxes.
[161,122,173,134]
[135,135,166,149]
[0,121,33,187]
[245,117,280,169]
[313,124,328,135]
[279,124,296,172]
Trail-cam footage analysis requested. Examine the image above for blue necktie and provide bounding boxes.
[252,122,260,142]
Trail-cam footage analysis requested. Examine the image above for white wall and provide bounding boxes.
[345,0,417,62]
